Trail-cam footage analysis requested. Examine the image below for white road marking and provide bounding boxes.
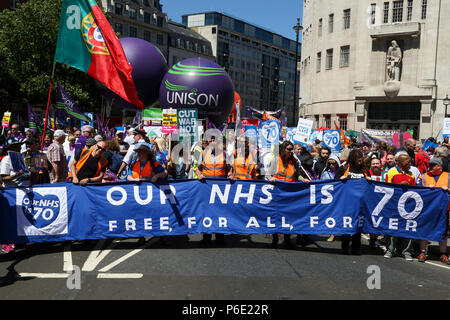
[98,238,158,272]
[97,273,143,279]
[63,245,73,271]
[19,273,69,278]
[81,239,119,272]
[424,260,450,270]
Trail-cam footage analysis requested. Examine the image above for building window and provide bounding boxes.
[129,26,137,37]
[143,31,151,42]
[314,115,320,127]
[370,4,376,24]
[172,56,177,66]
[144,12,151,24]
[115,3,123,15]
[392,1,403,23]
[326,49,333,70]
[129,8,137,20]
[338,115,348,131]
[340,46,350,67]
[343,9,351,29]
[407,0,413,20]
[318,18,323,37]
[212,27,216,34]
[383,2,390,23]
[157,16,164,27]
[157,34,164,45]
[114,23,123,36]
[328,14,334,33]
[324,115,331,129]
[421,0,427,19]
[316,52,321,72]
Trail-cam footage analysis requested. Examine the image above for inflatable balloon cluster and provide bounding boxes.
[97,38,236,127]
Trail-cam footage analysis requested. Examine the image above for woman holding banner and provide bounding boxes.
[335,149,366,255]
[127,142,167,183]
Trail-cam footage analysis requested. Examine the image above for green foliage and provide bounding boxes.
[0,0,101,110]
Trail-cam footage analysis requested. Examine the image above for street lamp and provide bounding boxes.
[278,80,286,109]
[293,18,303,126]
[444,95,450,116]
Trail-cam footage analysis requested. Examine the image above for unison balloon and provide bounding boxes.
[97,37,168,108]
[159,58,234,126]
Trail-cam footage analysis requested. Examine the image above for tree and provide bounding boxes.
[0,0,101,111]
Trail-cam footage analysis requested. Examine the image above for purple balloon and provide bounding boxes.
[97,37,168,108]
[159,58,235,126]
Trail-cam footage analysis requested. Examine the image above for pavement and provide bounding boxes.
[0,234,449,300]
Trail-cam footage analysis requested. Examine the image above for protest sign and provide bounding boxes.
[443,118,450,138]
[142,108,163,121]
[244,125,258,143]
[322,130,341,154]
[296,118,313,144]
[259,120,280,148]
[361,129,398,146]
[162,109,178,134]
[177,109,198,142]
[2,112,11,128]
[32,152,49,170]
[143,126,163,138]
[7,152,28,173]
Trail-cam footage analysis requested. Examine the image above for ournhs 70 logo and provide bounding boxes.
[16,187,68,236]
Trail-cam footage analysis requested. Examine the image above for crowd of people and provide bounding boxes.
[0,122,448,265]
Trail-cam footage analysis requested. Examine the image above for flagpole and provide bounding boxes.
[41,62,56,151]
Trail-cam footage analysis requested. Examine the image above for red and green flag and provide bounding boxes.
[54,0,143,109]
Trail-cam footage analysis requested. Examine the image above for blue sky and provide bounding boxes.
[162,0,303,41]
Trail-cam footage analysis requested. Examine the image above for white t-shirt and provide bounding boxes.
[123,138,145,165]
[0,156,30,186]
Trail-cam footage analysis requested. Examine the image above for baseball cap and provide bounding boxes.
[134,142,153,153]
[133,129,147,137]
[25,137,37,144]
[54,129,67,138]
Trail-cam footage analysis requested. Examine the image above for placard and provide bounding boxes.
[177,109,198,142]
[2,112,11,128]
[162,108,178,134]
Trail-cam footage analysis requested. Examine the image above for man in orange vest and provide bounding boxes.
[228,137,259,181]
[417,158,450,264]
[196,136,230,246]
[269,141,301,248]
[69,141,108,185]
[196,136,229,180]
[127,142,167,182]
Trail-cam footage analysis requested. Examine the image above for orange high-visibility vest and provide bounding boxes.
[68,148,108,179]
[131,160,161,179]
[273,156,296,182]
[201,150,226,178]
[422,171,450,210]
[232,155,257,180]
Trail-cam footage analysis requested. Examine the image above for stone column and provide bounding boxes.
[419,99,433,142]
[354,100,367,132]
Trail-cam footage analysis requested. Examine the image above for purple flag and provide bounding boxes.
[56,83,91,122]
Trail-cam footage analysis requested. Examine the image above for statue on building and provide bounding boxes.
[386,40,402,81]
[384,40,402,97]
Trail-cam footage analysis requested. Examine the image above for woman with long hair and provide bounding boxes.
[334,149,366,255]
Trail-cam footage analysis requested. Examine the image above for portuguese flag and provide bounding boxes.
[54,0,143,109]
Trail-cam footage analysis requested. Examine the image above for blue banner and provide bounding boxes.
[0,179,447,244]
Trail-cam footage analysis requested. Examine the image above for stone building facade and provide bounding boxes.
[299,0,450,142]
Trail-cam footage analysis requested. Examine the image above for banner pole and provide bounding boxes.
[40,62,56,151]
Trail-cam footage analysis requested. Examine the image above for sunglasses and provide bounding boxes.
[329,162,337,166]
[286,148,294,151]
[96,145,106,151]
